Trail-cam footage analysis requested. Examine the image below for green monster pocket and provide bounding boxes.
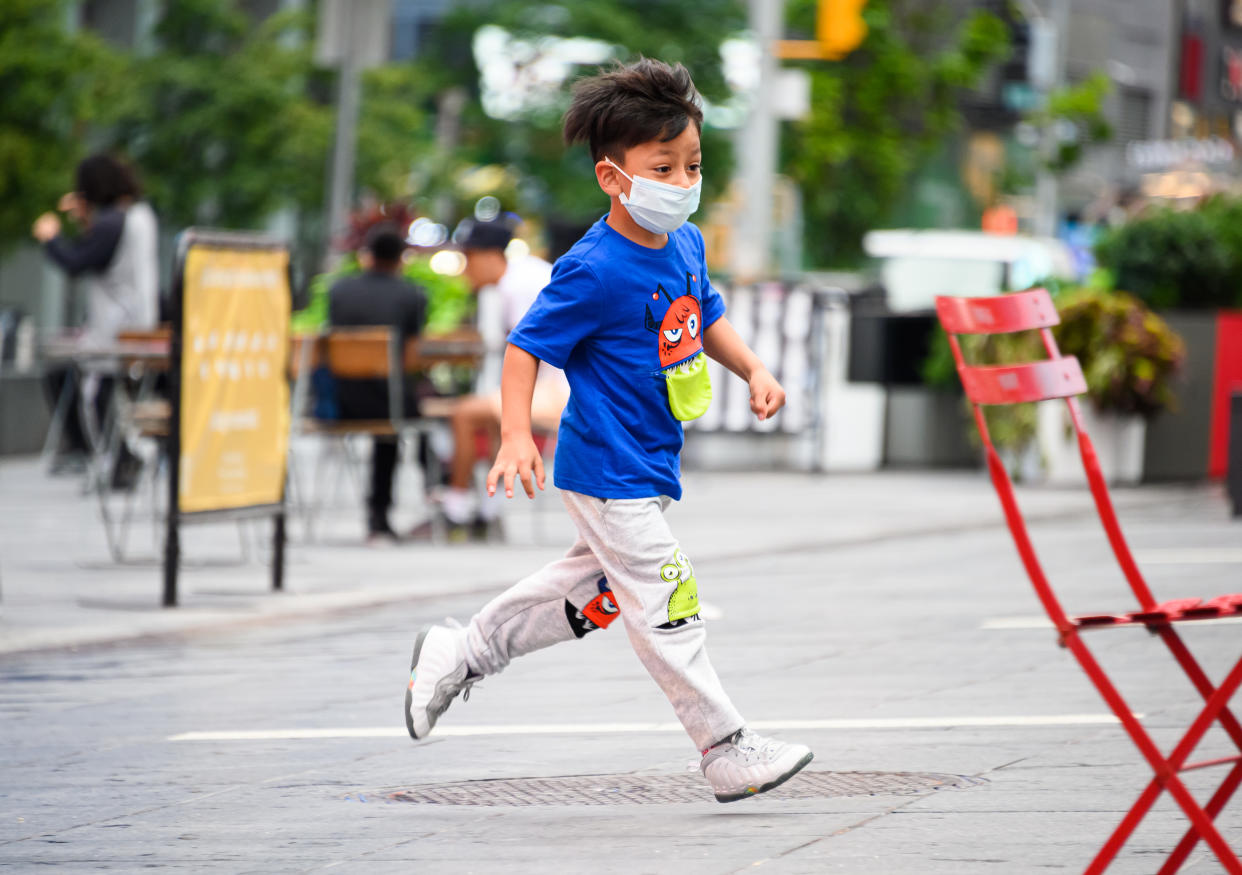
[664,353,712,421]
[661,549,700,623]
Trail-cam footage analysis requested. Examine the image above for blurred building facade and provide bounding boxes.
[947,0,1242,230]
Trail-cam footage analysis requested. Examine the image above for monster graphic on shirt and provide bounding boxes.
[644,271,712,421]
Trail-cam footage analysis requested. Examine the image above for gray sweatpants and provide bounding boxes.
[462,490,745,751]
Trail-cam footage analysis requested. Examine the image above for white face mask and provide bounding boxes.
[605,157,702,234]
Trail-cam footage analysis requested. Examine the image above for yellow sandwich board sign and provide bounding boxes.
[178,244,290,512]
[165,230,291,606]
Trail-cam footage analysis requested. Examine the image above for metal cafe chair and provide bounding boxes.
[935,287,1242,875]
[287,328,444,541]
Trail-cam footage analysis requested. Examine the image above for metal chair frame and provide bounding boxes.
[936,288,1242,875]
[287,328,444,541]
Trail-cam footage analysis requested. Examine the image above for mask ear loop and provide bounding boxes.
[603,157,633,184]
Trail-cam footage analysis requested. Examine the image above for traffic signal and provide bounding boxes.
[818,0,868,59]
[775,0,869,61]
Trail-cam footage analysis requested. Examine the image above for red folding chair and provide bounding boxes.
[936,288,1242,875]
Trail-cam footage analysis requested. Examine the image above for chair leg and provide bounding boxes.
[1085,779,1165,875]
[1159,761,1242,875]
[1159,650,1242,875]
[41,368,75,470]
[1159,626,1242,750]
[1162,771,1242,875]
[284,441,305,541]
[1066,633,1242,874]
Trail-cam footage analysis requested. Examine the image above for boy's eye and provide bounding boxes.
[654,165,671,174]
[689,163,702,173]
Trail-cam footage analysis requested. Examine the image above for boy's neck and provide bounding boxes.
[605,199,668,249]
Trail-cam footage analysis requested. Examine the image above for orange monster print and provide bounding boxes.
[644,271,713,421]
[644,271,704,370]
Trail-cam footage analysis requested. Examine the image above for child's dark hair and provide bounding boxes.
[75,154,142,208]
[563,58,703,163]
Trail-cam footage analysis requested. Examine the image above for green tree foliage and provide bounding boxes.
[417,0,748,225]
[782,0,1009,267]
[1025,71,1112,173]
[355,64,436,203]
[0,0,122,251]
[107,1,332,231]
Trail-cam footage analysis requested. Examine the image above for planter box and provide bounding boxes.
[1038,401,1146,486]
[1142,309,1242,482]
[0,372,51,456]
[1142,312,1216,482]
[884,387,977,468]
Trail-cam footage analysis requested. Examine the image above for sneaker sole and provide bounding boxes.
[404,628,432,741]
[713,750,815,803]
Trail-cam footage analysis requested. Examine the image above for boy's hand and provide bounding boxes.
[749,368,785,421]
[487,434,545,499]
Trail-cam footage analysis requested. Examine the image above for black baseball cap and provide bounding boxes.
[455,218,513,252]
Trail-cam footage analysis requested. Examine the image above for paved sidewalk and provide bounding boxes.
[0,452,1208,655]
[2,453,1241,873]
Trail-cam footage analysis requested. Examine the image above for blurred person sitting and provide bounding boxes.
[33,153,159,485]
[412,217,568,540]
[327,223,428,543]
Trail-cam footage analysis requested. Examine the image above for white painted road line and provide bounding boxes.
[981,616,1054,630]
[167,713,1134,742]
[1133,548,1242,565]
[982,615,1242,630]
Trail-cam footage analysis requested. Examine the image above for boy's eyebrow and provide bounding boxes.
[647,148,703,159]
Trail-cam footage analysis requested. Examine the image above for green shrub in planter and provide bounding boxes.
[1052,288,1186,416]
[1094,203,1242,310]
[1197,195,1242,297]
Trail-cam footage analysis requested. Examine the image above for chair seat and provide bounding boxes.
[131,400,171,437]
[302,419,398,437]
[299,417,441,438]
[1073,593,1242,628]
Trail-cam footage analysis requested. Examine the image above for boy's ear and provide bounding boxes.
[595,159,626,198]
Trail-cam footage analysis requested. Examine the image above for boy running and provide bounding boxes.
[404,58,813,802]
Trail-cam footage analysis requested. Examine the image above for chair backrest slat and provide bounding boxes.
[935,288,1058,335]
[324,329,393,379]
[958,357,1087,405]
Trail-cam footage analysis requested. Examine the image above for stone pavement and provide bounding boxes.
[1,450,1240,872]
[0,449,1209,655]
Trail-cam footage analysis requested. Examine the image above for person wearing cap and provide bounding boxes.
[418,218,567,539]
[328,223,428,542]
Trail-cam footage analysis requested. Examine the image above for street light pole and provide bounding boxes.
[1032,0,1070,238]
[731,0,783,283]
[316,0,387,267]
[326,13,360,267]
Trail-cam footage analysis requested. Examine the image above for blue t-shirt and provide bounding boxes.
[508,217,725,500]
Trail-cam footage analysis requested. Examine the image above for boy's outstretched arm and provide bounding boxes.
[703,317,786,421]
[486,343,545,499]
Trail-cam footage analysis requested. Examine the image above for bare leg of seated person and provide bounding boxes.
[445,394,498,525]
[410,394,498,541]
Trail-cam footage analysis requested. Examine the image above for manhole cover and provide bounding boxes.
[388,770,985,806]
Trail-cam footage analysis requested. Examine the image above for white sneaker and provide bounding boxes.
[700,728,813,803]
[404,624,476,740]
